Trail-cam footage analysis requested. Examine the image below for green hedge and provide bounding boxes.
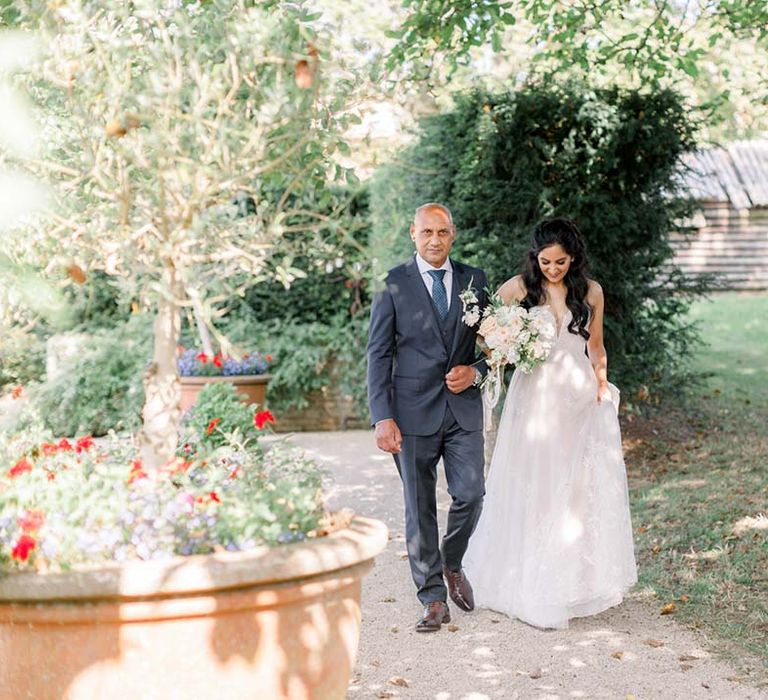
[370,82,709,401]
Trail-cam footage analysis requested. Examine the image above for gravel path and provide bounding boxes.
[285,430,768,700]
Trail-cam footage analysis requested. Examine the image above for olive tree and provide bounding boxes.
[18,0,361,468]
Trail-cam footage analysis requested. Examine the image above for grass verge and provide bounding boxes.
[623,292,768,684]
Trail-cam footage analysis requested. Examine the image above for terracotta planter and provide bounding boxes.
[179,373,271,412]
[0,516,387,700]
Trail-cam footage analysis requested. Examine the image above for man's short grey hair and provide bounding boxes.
[414,202,454,225]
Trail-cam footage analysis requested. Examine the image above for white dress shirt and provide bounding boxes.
[415,254,453,311]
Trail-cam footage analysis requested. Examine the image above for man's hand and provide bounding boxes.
[445,365,476,394]
[375,418,402,454]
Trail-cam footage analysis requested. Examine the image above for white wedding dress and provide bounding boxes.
[463,307,637,629]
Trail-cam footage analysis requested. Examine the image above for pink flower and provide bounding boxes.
[41,442,58,456]
[17,510,45,533]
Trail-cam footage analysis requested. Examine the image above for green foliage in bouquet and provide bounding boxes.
[371,82,710,404]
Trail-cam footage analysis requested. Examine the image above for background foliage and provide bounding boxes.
[371,82,709,401]
[31,316,151,437]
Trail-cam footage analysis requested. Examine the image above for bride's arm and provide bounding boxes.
[586,280,610,401]
[497,274,526,305]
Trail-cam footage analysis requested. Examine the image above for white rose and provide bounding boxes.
[462,307,481,326]
[484,330,502,349]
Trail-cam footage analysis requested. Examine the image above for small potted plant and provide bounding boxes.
[176,347,273,411]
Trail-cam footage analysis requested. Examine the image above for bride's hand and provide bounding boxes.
[596,382,611,403]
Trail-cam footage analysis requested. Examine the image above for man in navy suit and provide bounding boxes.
[367,202,489,632]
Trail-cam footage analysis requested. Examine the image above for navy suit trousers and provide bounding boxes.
[394,405,485,605]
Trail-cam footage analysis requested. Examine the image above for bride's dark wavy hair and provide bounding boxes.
[520,217,591,340]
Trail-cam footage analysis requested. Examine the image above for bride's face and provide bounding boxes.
[537,244,572,284]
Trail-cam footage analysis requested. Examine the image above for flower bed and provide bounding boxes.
[177,348,271,377]
[0,410,323,574]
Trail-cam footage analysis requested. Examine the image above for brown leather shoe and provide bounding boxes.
[442,565,475,612]
[415,601,451,632]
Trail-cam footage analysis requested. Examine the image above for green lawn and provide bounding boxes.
[625,292,768,683]
[687,292,768,401]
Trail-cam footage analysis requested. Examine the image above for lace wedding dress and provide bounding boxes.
[463,307,637,629]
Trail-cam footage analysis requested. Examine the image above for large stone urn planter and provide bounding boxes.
[0,516,387,700]
[179,373,271,412]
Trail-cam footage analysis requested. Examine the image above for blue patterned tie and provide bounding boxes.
[428,269,448,320]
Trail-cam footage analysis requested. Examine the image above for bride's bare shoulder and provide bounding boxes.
[497,275,526,304]
[586,278,604,303]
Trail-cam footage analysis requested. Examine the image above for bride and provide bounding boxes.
[463,217,637,629]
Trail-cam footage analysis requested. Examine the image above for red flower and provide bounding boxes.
[209,492,221,503]
[11,385,23,399]
[127,459,148,484]
[165,458,193,476]
[196,352,208,364]
[213,354,223,369]
[17,510,45,533]
[265,354,273,363]
[11,535,36,562]
[47,472,56,481]
[41,442,59,456]
[206,417,221,435]
[8,458,33,478]
[57,438,73,452]
[75,436,95,453]
[254,409,276,430]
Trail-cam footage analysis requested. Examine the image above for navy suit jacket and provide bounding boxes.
[367,256,489,436]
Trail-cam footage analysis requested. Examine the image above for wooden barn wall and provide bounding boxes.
[669,202,768,290]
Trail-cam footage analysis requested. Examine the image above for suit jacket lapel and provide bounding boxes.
[404,256,448,350]
[448,261,467,362]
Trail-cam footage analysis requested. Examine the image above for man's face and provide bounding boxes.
[410,208,456,268]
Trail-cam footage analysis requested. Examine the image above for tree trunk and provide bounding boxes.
[192,300,215,357]
[137,285,182,471]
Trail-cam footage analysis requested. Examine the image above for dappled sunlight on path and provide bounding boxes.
[284,431,768,700]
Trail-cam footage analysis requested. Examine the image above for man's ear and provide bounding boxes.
[409,223,416,241]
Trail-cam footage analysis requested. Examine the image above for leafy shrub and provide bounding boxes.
[0,328,46,390]
[31,316,151,436]
[241,187,372,325]
[182,382,274,450]
[217,311,369,415]
[371,82,710,402]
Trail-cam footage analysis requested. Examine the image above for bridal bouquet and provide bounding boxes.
[461,285,557,405]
